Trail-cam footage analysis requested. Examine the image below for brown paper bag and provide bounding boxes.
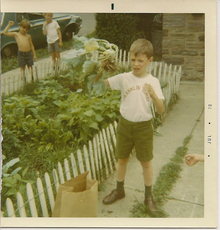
[52,171,98,217]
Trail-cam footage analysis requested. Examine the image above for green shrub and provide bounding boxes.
[95,13,158,51]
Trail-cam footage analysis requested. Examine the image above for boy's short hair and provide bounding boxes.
[19,19,31,30]
[44,13,53,17]
[130,39,153,59]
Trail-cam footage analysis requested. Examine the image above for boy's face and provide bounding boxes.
[45,13,53,23]
[130,52,153,78]
[19,26,28,35]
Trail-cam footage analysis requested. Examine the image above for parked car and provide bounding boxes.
[1,13,82,57]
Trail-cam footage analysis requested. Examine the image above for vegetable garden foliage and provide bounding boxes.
[61,36,119,97]
[1,36,123,209]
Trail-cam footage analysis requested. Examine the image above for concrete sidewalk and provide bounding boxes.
[97,81,204,218]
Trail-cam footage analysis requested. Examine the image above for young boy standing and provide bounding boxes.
[43,13,63,71]
[95,39,164,212]
[3,19,37,80]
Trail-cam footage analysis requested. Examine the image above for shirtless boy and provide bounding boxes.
[3,19,37,80]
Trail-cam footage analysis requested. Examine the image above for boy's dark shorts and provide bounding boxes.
[17,50,33,67]
[48,39,62,52]
[115,116,154,162]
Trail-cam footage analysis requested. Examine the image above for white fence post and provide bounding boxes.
[6,198,16,217]
[89,140,97,180]
[70,153,79,178]
[99,131,108,179]
[16,192,27,217]
[64,158,71,181]
[52,169,60,193]
[37,178,49,217]
[44,172,55,212]
[26,183,38,217]
[77,149,85,174]
[58,162,65,184]
[83,145,92,178]
[93,135,101,181]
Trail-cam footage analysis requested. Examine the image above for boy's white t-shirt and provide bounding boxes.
[44,20,60,44]
[108,71,165,122]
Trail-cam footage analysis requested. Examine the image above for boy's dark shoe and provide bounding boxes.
[144,196,157,212]
[103,189,125,205]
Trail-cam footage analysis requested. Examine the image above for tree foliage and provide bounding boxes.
[95,13,158,51]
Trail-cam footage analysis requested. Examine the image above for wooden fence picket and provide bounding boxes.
[89,140,97,180]
[158,62,163,81]
[93,136,101,181]
[106,126,116,168]
[35,65,38,81]
[83,145,92,178]
[64,158,71,181]
[123,50,127,66]
[102,128,114,174]
[177,66,182,92]
[77,149,85,174]
[99,131,109,178]
[152,61,157,76]
[70,153,79,178]
[16,192,27,217]
[95,134,103,181]
[172,65,177,94]
[44,62,47,78]
[52,169,60,193]
[44,172,55,212]
[58,162,65,184]
[162,63,168,83]
[118,49,122,65]
[26,183,38,217]
[6,198,16,217]
[109,124,117,147]
[167,64,172,104]
[37,178,49,217]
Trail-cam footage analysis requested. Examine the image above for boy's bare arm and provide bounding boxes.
[144,83,164,114]
[3,21,17,37]
[42,21,47,35]
[29,35,37,61]
[57,28,62,46]
[152,97,164,115]
[94,69,110,87]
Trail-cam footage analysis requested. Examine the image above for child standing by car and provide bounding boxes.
[43,13,63,72]
[95,39,164,212]
[3,19,37,81]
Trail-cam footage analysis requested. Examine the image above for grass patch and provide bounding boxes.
[131,198,169,218]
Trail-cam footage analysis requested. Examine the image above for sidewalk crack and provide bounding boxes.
[167,196,204,206]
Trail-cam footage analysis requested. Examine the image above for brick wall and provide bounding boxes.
[162,13,205,81]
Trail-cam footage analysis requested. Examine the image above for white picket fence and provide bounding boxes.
[1,61,68,96]
[1,49,181,98]
[3,122,117,217]
[1,49,182,217]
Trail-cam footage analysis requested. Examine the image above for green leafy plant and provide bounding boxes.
[61,36,119,96]
[1,155,34,213]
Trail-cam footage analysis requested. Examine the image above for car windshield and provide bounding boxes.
[27,13,44,21]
